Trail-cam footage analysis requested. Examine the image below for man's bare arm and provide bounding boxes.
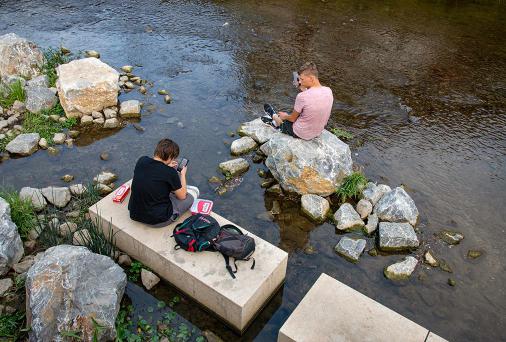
[278,110,300,122]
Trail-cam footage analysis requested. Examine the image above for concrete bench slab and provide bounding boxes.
[89,181,288,333]
[278,273,448,342]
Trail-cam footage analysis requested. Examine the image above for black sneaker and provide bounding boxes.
[263,103,276,117]
[261,115,279,129]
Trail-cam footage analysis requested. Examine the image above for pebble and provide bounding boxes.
[61,174,74,183]
[139,86,147,94]
[164,95,172,104]
[92,111,103,119]
[100,152,110,161]
[85,50,100,58]
[133,123,145,132]
[216,187,227,196]
[208,176,222,183]
[47,146,59,156]
[271,201,281,215]
[158,89,168,95]
[121,65,134,73]
[448,278,456,286]
[467,250,482,259]
[68,130,80,138]
[124,82,135,89]
[38,138,48,149]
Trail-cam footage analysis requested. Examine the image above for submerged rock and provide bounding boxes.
[0,197,24,276]
[69,184,87,196]
[121,65,133,73]
[26,245,126,341]
[424,250,439,267]
[93,171,117,185]
[230,136,257,155]
[5,133,40,156]
[85,50,100,58]
[374,187,419,226]
[378,222,419,251]
[53,133,66,145]
[104,118,120,129]
[261,130,353,196]
[301,194,330,222]
[219,158,249,177]
[56,57,119,118]
[438,230,464,245]
[384,256,418,280]
[334,236,366,263]
[119,100,141,118]
[467,250,482,259]
[41,186,71,208]
[438,259,453,273]
[333,203,365,231]
[362,182,391,206]
[0,33,44,81]
[19,187,47,211]
[238,118,280,144]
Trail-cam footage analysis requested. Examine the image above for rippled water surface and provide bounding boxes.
[1,1,505,341]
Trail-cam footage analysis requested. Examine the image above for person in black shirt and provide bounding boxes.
[128,138,193,226]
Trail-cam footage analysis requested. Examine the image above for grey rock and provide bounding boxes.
[92,111,103,119]
[85,50,100,58]
[19,187,47,211]
[68,130,80,138]
[96,183,113,195]
[238,118,280,144]
[0,120,8,130]
[424,250,439,267]
[266,184,282,195]
[12,100,25,113]
[261,130,353,196]
[378,222,419,251]
[141,269,160,290]
[384,256,418,280]
[230,136,257,155]
[334,236,366,262]
[438,230,464,245]
[363,183,391,206]
[300,194,330,222]
[73,229,91,246]
[0,197,24,276]
[38,137,48,149]
[53,132,66,145]
[374,187,419,226]
[69,184,87,196]
[25,86,57,113]
[364,213,378,235]
[81,115,93,125]
[103,108,117,119]
[132,123,145,132]
[333,203,365,231]
[26,245,126,341]
[61,174,74,183]
[41,186,71,208]
[121,65,133,73]
[0,278,13,296]
[5,133,40,156]
[219,158,249,177]
[119,100,141,118]
[93,117,105,125]
[0,33,43,80]
[26,75,49,88]
[12,255,35,273]
[104,118,119,129]
[93,171,117,185]
[118,254,132,267]
[58,222,78,237]
[356,199,372,219]
[47,146,59,156]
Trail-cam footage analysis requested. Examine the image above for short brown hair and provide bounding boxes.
[299,62,318,78]
[154,138,179,161]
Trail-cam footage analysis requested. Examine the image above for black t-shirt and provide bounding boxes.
[128,156,182,224]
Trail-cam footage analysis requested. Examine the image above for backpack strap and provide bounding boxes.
[221,224,243,235]
[222,254,237,279]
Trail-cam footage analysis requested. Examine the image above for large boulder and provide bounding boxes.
[26,245,126,341]
[0,33,43,81]
[5,133,40,156]
[300,194,330,222]
[378,222,419,251]
[25,85,57,113]
[260,130,352,196]
[19,187,47,211]
[56,58,119,118]
[374,187,419,226]
[238,118,280,144]
[0,197,24,276]
[333,203,365,231]
[41,186,71,208]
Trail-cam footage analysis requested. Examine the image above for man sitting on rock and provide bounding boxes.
[262,62,333,140]
[128,138,198,227]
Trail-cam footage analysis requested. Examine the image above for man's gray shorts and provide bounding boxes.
[149,186,200,228]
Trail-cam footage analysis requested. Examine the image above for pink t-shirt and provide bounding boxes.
[293,86,333,140]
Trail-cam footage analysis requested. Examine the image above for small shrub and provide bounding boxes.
[0,188,36,240]
[0,80,26,108]
[335,172,368,203]
[0,311,26,339]
[330,127,353,141]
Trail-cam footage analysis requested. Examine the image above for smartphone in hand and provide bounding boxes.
[177,158,189,172]
[292,71,300,88]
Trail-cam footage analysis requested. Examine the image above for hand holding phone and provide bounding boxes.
[177,158,189,172]
[292,71,299,88]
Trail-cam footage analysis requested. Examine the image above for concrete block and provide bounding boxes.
[278,273,447,342]
[89,180,288,332]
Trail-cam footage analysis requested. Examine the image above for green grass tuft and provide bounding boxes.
[21,102,76,144]
[0,80,26,109]
[335,172,368,203]
[329,127,353,141]
[0,311,26,339]
[42,47,73,87]
[0,188,36,240]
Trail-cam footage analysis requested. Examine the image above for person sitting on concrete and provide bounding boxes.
[128,138,199,227]
[262,62,333,140]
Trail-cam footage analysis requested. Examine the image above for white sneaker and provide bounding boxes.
[187,185,200,200]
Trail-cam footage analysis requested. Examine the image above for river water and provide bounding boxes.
[1,0,505,341]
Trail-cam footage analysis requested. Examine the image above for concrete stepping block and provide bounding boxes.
[89,181,288,332]
[278,273,448,342]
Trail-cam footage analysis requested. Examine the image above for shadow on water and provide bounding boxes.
[1,0,506,341]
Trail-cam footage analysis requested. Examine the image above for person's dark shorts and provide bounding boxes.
[280,121,299,138]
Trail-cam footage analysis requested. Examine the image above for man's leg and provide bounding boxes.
[279,120,298,138]
[169,192,195,221]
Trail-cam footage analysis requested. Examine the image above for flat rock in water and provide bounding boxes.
[301,194,330,222]
[378,222,419,251]
[0,197,24,276]
[26,245,126,341]
[5,133,40,156]
[0,33,43,81]
[333,203,365,231]
[93,171,117,185]
[230,136,257,155]
[374,187,419,226]
[53,133,66,144]
[384,256,418,280]
[364,213,378,234]
[19,187,47,211]
[41,186,71,208]
[95,183,113,195]
[362,182,391,206]
[25,85,57,113]
[334,236,366,262]
[356,198,372,219]
[119,100,141,118]
[424,250,439,267]
[104,118,120,129]
[56,57,119,118]
[438,230,464,245]
[219,158,249,177]
[69,184,87,196]
[238,118,280,144]
[261,130,353,196]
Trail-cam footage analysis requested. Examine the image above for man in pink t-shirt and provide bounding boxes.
[270,62,333,140]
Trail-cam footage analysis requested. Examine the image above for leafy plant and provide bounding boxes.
[22,102,76,144]
[127,261,147,282]
[41,47,74,87]
[0,188,36,240]
[0,80,26,108]
[329,127,353,140]
[0,311,26,339]
[335,172,368,203]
